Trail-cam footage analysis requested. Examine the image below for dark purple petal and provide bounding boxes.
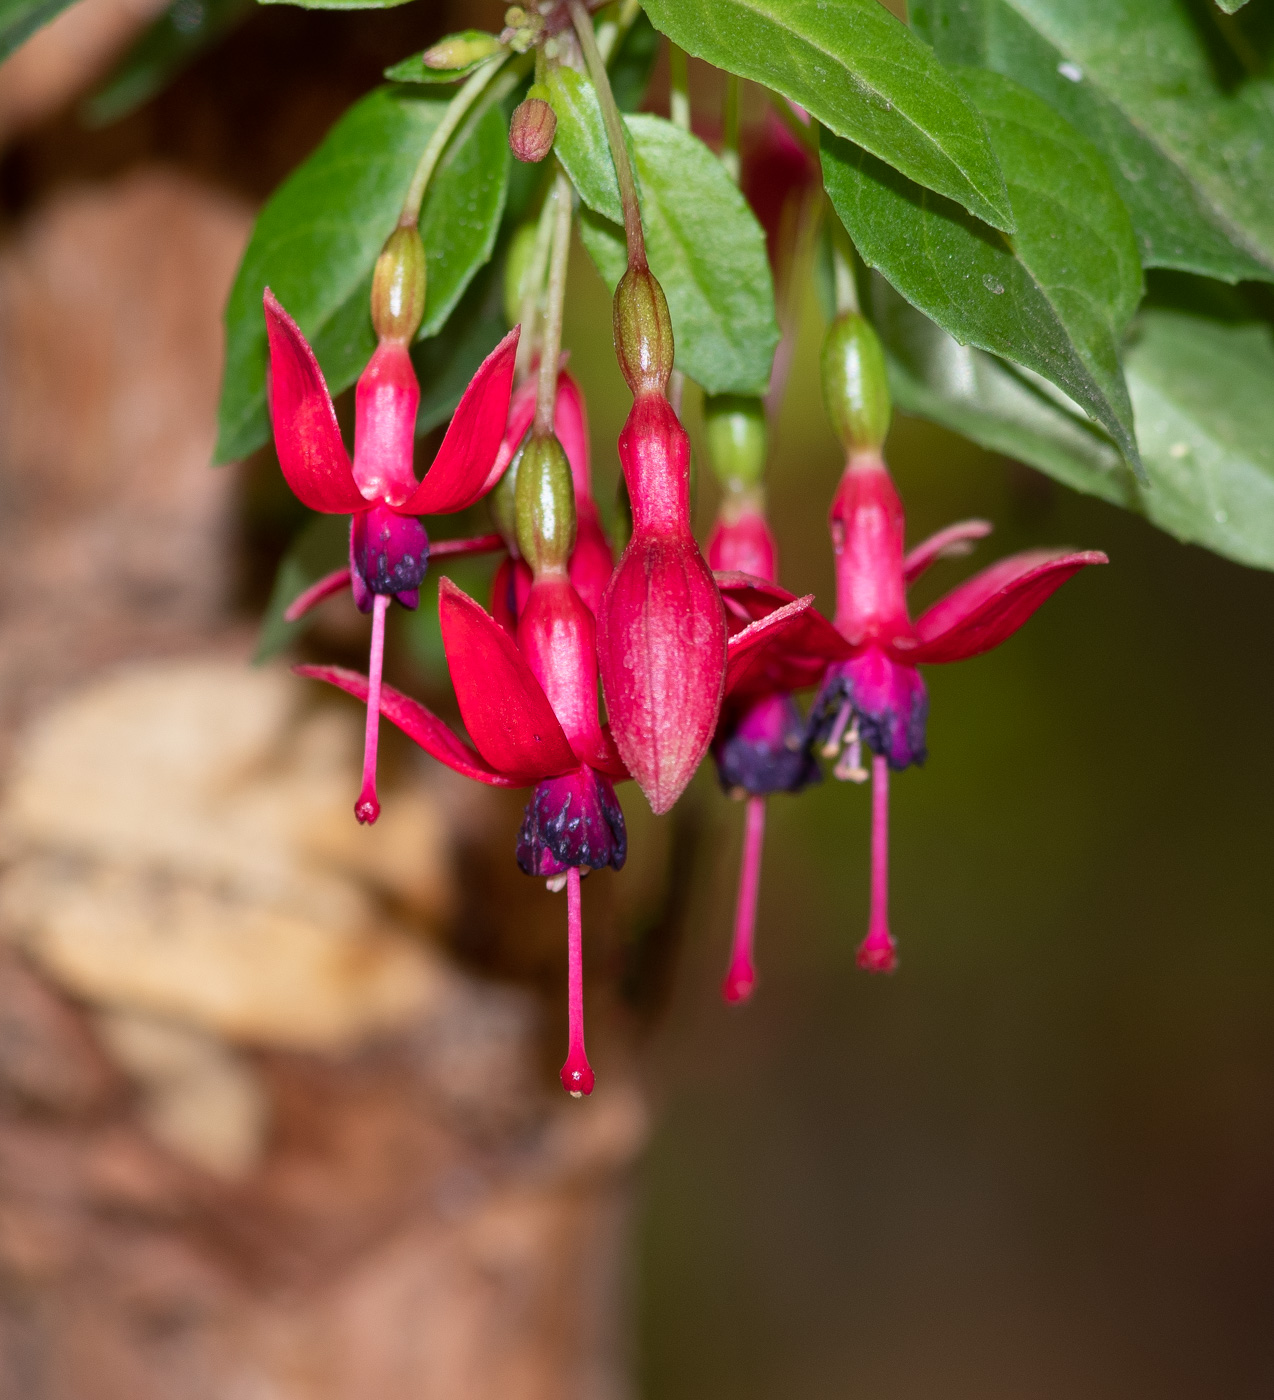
[516,767,627,877]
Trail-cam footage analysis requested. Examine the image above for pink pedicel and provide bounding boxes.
[856,755,897,973]
[598,393,727,814]
[560,866,595,1097]
[722,796,766,1004]
[262,288,518,822]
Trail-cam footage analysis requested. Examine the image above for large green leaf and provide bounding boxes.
[1,0,75,60]
[412,258,507,435]
[547,68,777,396]
[254,514,348,664]
[216,86,508,463]
[823,67,1144,475]
[874,279,1274,571]
[641,0,1013,231]
[910,0,1274,281]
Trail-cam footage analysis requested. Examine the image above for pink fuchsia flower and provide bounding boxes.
[262,234,518,826]
[812,312,1108,972]
[297,574,817,1095]
[489,368,613,632]
[598,270,727,814]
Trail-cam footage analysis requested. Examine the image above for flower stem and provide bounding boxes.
[831,218,860,316]
[535,169,574,439]
[722,795,766,1003]
[355,592,390,824]
[560,866,595,1096]
[569,0,646,268]
[399,54,510,227]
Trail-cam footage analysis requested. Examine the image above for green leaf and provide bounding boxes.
[547,69,778,395]
[910,0,1274,281]
[823,67,1144,475]
[640,0,1013,232]
[385,31,503,83]
[254,513,349,664]
[874,279,1274,572]
[412,259,507,435]
[1214,0,1249,12]
[1,0,76,61]
[216,85,508,464]
[82,0,251,125]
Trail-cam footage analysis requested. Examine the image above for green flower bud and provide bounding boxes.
[613,265,674,396]
[423,31,503,71]
[371,225,426,344]
[490,437,524,556]
[515,434,576,575]
[703,394,767,488]
[821,311,891,452]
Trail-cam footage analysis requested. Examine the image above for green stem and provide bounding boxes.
[569,0,646,268]
[399,54,509,227]
[535,171,574,439]
[831,218,860,316]
[515,180,561,383]
[669,44,690,132]
[721,74,740,183]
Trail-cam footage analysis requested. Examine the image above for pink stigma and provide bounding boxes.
[355,592,390,825]
[722,796,766,1004]
[857,754,898,974]
[560,866,595,1097]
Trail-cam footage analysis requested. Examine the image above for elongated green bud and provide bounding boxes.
[424,31,503,71]
[821,311,890,452]
[614,265,674,396]
[491,437,524,555]
[371,226,426,343]
[516,434,576,574]
[704,394,766,488]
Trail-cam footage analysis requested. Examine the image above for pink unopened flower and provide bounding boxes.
[262,255,518,825]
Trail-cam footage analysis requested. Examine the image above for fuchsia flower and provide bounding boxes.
[490,367,613,630]
[262,258,518,825]
[298,568,813,1094]
[808,313,1108,972]
[598,270,727,815]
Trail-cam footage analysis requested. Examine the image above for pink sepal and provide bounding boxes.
[263,289,364,514]
[438,577,578,783]
[293,664,517,787]
[431,532,506,559]
[284,567,352,622]
[396,326,520,516]
[902,519,992,584]
[725,594,833,696]
[715,572,799,627]
[908,549,1107,664]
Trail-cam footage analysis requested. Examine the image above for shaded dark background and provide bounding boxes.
[3,0,1272,1395]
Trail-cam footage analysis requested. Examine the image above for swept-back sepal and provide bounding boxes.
[723,593,850,701]
[903,519,992,584]
[293,664,517,786]
[396,326,520,516]
[262,289,364,513]
[908,550,1107,664]
[438,577,578,783]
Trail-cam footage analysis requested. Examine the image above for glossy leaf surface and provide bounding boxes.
[217,86,508,463]
[549,69,778,395]
[824,68,1144,474]
[910,0,1274,280]
[641,0,1013,231]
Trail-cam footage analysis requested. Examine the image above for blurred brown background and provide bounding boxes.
[0,0,1272,1397]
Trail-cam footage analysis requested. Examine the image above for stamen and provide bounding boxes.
[560,866,595,1097]
[722,795,766,1004]
[833,720,868,782]
[821,699,852,758]
[355,593,390,824]
[857,753,898,973]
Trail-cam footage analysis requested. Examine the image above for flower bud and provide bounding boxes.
[371,225,426,344]
[613,265,674,396]
[509,96,556,163]
[423,30,503,71]
[703,394,766,488]
[490,435,524,555]
[821,311,891,453]
[515,434,577,575]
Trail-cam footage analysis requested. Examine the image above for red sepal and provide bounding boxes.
[902,519,992,584]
